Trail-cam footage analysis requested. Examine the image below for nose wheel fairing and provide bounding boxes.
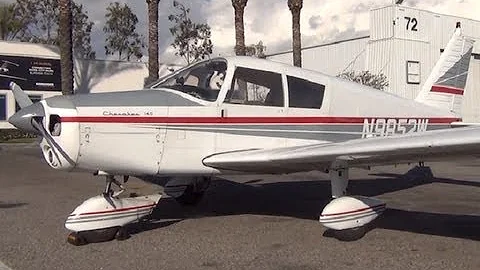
[65,193,161,232]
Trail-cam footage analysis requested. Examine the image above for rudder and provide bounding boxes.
[415,22,475,115]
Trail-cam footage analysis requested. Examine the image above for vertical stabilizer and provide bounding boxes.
[415,23,475,115]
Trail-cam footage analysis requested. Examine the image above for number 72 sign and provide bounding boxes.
[404,16,418,31]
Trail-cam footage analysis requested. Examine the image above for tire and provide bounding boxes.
[333,226,367,241]
[115,227,130,241]
[175,185,205,206]
[67,232,87,246]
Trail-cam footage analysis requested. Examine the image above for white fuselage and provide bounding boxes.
[37,57,460,176]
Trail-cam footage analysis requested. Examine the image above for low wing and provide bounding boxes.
[203,127,480,174]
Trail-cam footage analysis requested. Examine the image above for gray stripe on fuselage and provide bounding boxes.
[46,89,201,108]
[168,124,362,142]
[140,124,452,142]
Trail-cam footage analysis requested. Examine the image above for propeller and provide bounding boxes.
[8,82,75,166]
[32,115,77,166]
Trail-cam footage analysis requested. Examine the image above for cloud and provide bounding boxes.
[308,15,322,30]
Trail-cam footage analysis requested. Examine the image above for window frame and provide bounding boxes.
[286,75,326,110]
[0,94,6,121]
[406,60,421,85]
[224,66,285,107]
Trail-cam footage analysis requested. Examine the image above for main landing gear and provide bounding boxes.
[164,176,211,206]
[65,174,161,246]
[319,160,386,241]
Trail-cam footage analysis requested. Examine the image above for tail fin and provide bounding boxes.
[415,22,475,115]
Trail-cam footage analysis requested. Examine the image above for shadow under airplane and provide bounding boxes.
[0,201,27,209]
[131,166,480,241]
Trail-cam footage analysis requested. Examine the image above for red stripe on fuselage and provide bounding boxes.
[431,85,464,95]
[60,116,461,124]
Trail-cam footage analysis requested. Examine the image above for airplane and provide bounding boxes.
[0,60,26,81]
[7,23,478,245]
[0,59,19,73]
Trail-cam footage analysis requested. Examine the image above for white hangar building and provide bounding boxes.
[268,4,480,121]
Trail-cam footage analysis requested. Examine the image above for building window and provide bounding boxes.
[287,76,325,109]
[0,95,6,120]
[406,61,421,84]
[15,95,42,112]
[225,67,284,107]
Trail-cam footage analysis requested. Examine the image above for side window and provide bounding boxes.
[15,95,42,112]
[0,95,6,120]
[287,76,325,109]
[225,67,284,107]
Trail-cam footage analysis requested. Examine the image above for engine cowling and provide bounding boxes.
[39,99,80,171]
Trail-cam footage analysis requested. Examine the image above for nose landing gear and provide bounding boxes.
[65,174,161,246]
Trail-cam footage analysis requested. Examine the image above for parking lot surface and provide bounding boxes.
[0,145,479,270]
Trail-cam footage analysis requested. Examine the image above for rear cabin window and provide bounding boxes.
[225,67,284,107]
[287,76,325,109]
[0,95,5,120]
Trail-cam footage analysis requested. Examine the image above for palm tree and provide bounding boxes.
[146,0,160,86]
[58,0,74,95]
[288,0,302,67]
[231,0,248,56]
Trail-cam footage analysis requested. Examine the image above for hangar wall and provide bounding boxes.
[268,36,369,76]
[268,4,480,121]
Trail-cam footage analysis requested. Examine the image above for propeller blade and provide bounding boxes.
[8,96,75,167]
[8,102,44,135]
[9,82,32,109]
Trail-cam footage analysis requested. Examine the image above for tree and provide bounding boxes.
[20,0,58,44]
[58,0,74,95]
[288,0,302,67]
[168,1,213,65]
[231,0,248,56]
[337,71,389,91]
[104,2,145,61]
[71,3,95,59]
[0,3,28,40]
[14,0,95,58]
[245,41,266,58]
[145,0,160,86]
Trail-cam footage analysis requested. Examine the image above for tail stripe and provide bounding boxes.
[430,85,464,95]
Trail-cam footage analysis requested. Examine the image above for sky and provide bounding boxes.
[5,0,480,64]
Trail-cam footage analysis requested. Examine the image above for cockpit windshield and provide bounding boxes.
[153,60,227,102]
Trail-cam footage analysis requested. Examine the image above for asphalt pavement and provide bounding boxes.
[0,144,479,270]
